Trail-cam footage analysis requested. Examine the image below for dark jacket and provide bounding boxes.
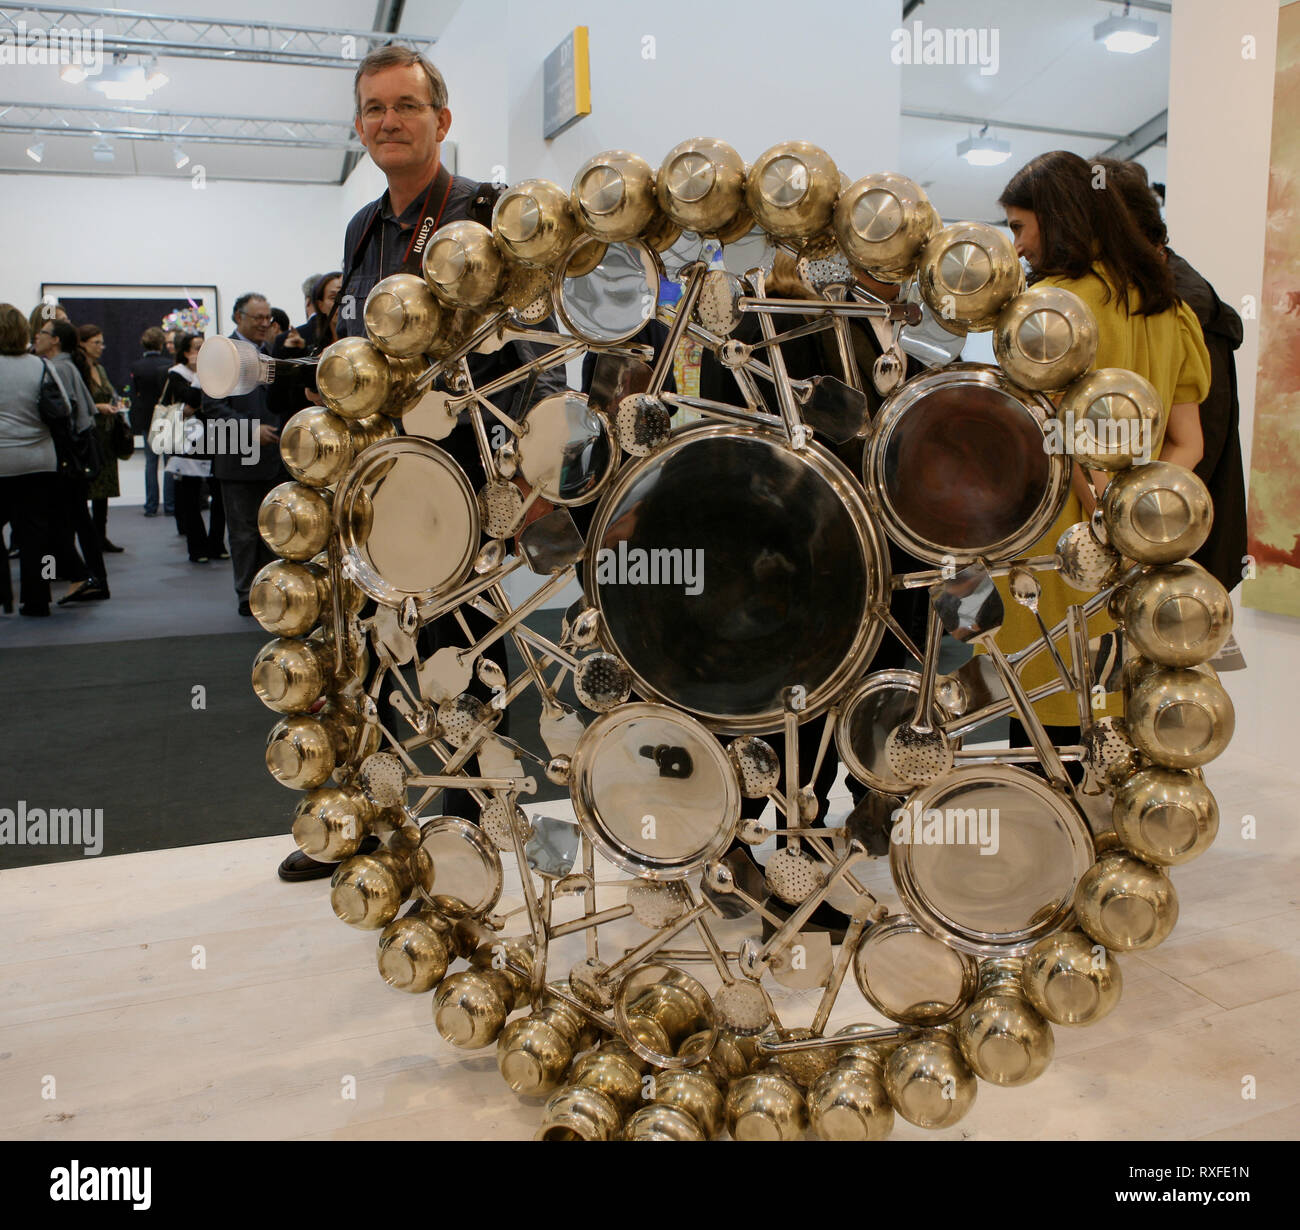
[268,314,333,423]
[337,170,565,463]
[128,350,174,434]
[1167,250,1248,593]
[199,330,288,484]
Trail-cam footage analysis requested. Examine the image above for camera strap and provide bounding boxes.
[331,162,454,331]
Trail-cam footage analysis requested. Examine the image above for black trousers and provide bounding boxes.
[176,473,227,561]
[0,471,60,612]
[220,477,276,603]
[52,473,106,584]
[1007,717,1085,786]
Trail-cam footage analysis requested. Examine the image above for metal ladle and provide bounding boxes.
[883,604,953,786]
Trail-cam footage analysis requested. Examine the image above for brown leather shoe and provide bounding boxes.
[277,835,379,882]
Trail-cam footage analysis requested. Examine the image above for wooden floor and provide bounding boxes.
[2,743,1297,1142]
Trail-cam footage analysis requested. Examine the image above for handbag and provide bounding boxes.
[149,371,194,457]
[149,402,189,456]
[110,410,135,461]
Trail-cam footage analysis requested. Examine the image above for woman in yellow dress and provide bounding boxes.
[992,150,1211,748]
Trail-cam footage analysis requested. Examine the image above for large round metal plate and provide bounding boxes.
[866,364,1068,565]
[414,815,503,918]
[585,424,889,734]
[334,438,479,607]
[853,914,979,1025]
[553,238,661,345]
[570,703,740,880]
[515,392,616,506]
[890,765,1094,956]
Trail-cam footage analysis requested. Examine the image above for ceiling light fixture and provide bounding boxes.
[1095,4,1160,55]
[92,138,115,162]
[60,63,87,84]
[173,143,190,169]
[26,141,45,162]
[957,125,1011,167]
[86,53,168,101]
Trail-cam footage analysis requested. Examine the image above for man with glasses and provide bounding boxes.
[277,43,565,882]
[201,292,284,616]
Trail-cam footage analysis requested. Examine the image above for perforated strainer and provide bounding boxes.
[727,736,781,798]
[574,652,633,712]
[614,394,673,456]
[627,880,691,929]
[358,751,407,810]
[884,606,953,787]
[437,693,494,748]
[477,480,525,539]
[479,795,535,851]
[765,847,828,906]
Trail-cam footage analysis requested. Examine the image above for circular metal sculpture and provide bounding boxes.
[247,143,1236,1141]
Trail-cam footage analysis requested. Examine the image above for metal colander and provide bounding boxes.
[695,269,744,337]
[574,652,633,712]
[479,796,534,851]
[627,880,690,928]
[1082,716,1139,786]
[615,394,673,457]
[727,736,781,798]
[1056,521,1121,593]
[437,693,492,748]
[765,847,827,906]
[884,722,954,787]
[713,980,772,1036]
[358,752,407,810]
[477,480,524,539]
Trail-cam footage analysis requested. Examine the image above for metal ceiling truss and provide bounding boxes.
[0,3,435,69]
[0,98,361,151]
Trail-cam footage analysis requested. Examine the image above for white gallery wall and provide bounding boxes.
[397,0,901,191]
[0,173,344,329]
[1165,0,1292,766]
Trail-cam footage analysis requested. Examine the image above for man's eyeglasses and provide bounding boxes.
[360,100,440,122]
[241,312,272,324]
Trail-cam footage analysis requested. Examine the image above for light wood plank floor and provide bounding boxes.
[1,744,1296,1142]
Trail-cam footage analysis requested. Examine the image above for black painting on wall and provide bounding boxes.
[40,283,219,397]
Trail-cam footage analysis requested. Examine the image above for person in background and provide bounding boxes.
[200,292,285,616]
[300,272,323,322]
[270,271,341,421]
[1096,157,1248,594]
[160,333,227,564]
[130,325,178,519]
[267,307,290,346]
[33,317,110,603]
[0,304,67,616]
[75,324,129,554]
[996,149,1210,748]
[168,329,185,360]
[28,300,69,342]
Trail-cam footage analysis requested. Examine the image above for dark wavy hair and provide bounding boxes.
[173,332,202,366]
[1092,157,1168,249]
[998,150,1174,315]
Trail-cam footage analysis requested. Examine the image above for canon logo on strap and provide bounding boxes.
[411,216,437,257]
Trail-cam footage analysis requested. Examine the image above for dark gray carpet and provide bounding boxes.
[0,631,290,868]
